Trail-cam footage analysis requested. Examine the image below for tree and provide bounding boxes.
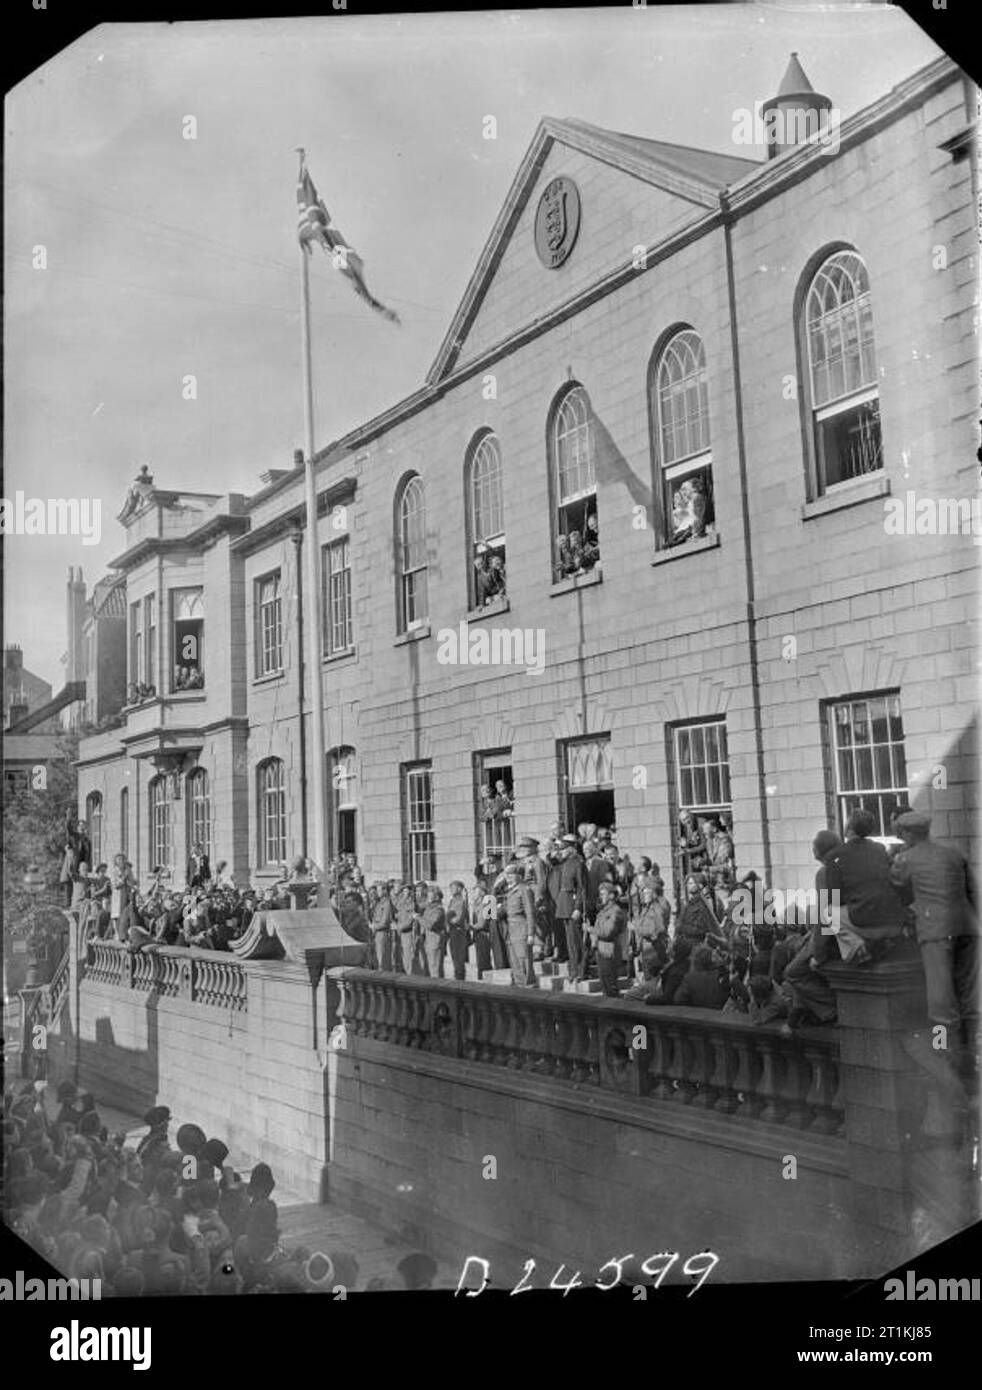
[3,730,79,929]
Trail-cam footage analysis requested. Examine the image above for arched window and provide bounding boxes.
[653,329,715,547]
[803,249,881,492]
[396,475,428,631]
[148,776,171,872]
[187,768,211,860]
[551,385,600,581]
[257,758,287,868]
[466,432,507,609]
[85,792,103,867]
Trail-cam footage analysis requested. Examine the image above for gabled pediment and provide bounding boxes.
[428,117,759,383]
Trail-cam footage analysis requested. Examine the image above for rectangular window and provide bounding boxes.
[258,761,287,867]
[171,588,205,691]
[671,719,734,896]
[816,392,883,491]
[129,601,143,688]
[144,594,156,690]
[403,763,435,881]
[475,751,515,862]
[149,779,171,871]
[828,692,908,836]
[120,787,129,860]
[560,735,615,837]
[256,572,283,676]
[322,538,353,656]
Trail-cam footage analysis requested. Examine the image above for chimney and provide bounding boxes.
[66,567,87,682]
[7,700,29,727]
[762,53,833,160]
[294,449,304,468]
[5,646,23,674]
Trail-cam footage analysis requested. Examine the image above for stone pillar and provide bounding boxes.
[827,948,978,1274]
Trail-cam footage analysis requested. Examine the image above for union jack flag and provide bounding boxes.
[296,158,400,325]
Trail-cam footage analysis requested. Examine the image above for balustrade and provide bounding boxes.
[334,972,843,1135]
[82,940,247,1013]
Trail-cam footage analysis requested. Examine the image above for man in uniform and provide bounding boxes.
[554,835,587,984]
[446,881,471,981]
[890,810,979,1065]
[502,862,536,988]
[420,884,448,979]
[516,836,551,961]
[393,883,418,975]
[593,881,627,997]
[370,881,395,971]
[631,883,671,981]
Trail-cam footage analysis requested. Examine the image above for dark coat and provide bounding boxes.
[889,839,979,943]
[825,838,905,936]
[553,856,586,920]
[674,967,728,1009]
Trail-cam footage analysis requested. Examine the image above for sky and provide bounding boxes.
[4,3,943,688]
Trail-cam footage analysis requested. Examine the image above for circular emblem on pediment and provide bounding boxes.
[534,176,581,269]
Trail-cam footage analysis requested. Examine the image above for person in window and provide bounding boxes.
[556,534,574,579]
[489,779,513,820]
[187,667,204,690]
[172,665,184,691]
[677,810,705,875]
[566,530,585,574]
[475,553,506,607]
[581,512,600,569]
[186,842,210,890]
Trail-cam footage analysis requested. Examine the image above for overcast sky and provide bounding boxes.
[4,4,942,687]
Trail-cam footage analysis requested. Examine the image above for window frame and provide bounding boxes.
[257,758,287,869]
[466,431,507,608]
[322,537,353,657]
[402,761,435,881]
[825,691,908,838]
[473,749,515,863]
[799,247,883,498]
[549,384,600,581]
[396,474,429,633]
[85,792,103,868]
[119,787,129,861]
[148,775,171,872]
[255,570,284,678]
[649,327,716,549]
[186,767,211,861]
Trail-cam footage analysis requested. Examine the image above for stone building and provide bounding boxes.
[75,53,978,900]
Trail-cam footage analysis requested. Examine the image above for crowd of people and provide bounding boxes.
[172,663,204,691]
[63,806,978,1068]
[555,511,600,580]
[2,1081,437,1295]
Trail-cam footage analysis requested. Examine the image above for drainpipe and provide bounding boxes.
[720,192,772,883]
[291,524,309,857]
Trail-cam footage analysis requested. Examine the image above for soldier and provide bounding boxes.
[446,881,471,981]
[593,881,626,997]
[554,835,587,984]
[889,810,979,1060]
[631,884,671,980]
[516,836,551,960]
[370,882,395,971]
[393,883,418,975]
[502,863,536,988]
[420,884,448,978]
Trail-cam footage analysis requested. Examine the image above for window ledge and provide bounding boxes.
[802,472,890,521]
[466,597,510,622]
[549,565,603,597]
[165,691,207,701]
[252,671,285,688]
[323,646,357,666]
[651,531,720,567]
[395,622,431,647]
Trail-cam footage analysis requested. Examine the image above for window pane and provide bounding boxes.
[854,746,874,789]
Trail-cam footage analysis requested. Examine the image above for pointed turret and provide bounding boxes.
[761,53,833,160]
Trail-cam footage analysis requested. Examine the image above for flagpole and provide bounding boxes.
[298,148,328,877]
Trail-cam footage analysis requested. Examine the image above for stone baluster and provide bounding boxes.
[688,1023,719,1109]
[752,1032,785,1124]
[801,1038,843,1135]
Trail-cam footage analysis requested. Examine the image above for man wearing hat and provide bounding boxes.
[554,835,587,984]
[392,882,418,975]
[137,1106,171,1176]
[419,884,448,978]
[370,881,396,972]
[502,862,536,987]
[516,836,552,960]
[890,811,979,1054]
[824,808,906,958]
[593,880,627,997]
